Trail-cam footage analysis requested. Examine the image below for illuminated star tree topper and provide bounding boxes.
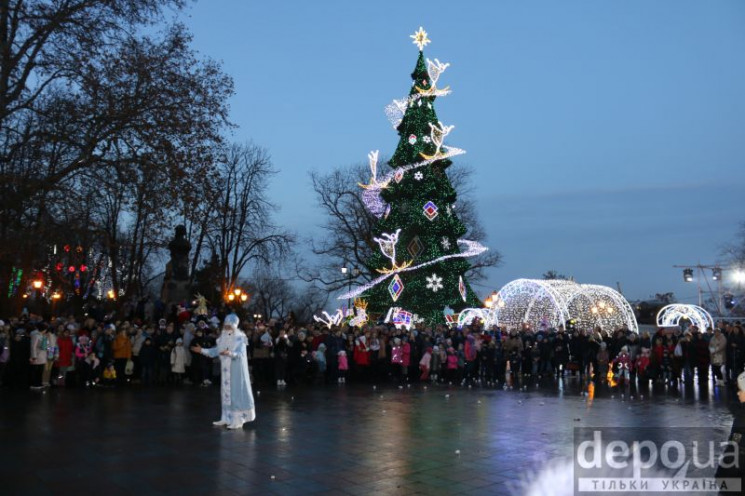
[410,26,431,51]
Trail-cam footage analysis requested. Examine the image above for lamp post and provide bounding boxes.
[674,264,727,316]
[226,286,249,313]
[341,266,360,311]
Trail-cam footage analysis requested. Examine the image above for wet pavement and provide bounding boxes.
[0,378,739,495]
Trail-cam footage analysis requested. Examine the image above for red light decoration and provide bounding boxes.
[64,245,71,252]
[80,265,88,272]
[68,266,75,273]
[55,263,63,271]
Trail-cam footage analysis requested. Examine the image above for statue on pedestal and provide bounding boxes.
[161,225,192,308]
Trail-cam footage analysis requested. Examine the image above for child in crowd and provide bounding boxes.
[446,347,458,384]
[419,347,432,381]
[313,343,326,384]
[430,345,441,384]
[170,338,187,384]
[635,347,651,384]
[614,346,632,386]
[102,361,116,386]
[337,350,348,384]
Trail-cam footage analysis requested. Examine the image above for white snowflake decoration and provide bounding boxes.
[441,237,451,249]
[423,136,431,143]
[446,205,452,216]
[414,171,423,181]
[426,273,444,292]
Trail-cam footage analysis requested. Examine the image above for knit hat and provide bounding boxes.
[176,338,183,344]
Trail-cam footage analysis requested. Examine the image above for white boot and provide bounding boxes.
[212,420,228,426]
[227,422,243,430]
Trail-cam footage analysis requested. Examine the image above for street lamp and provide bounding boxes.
[341,266,359,311]
[712,267,722,281]
[226,286,249,305]
[683,268,694,282]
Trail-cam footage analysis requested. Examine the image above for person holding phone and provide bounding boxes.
[191,314,255,429]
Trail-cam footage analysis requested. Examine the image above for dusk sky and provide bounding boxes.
[179,1,745,305]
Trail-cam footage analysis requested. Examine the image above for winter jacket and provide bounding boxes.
[709,333,727,365]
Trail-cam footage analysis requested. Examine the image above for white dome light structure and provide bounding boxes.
[656,304,714,331]
[479,279,638,333]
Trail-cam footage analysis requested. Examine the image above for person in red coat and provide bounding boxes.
[353,333,370,382]
[56,328,75,386]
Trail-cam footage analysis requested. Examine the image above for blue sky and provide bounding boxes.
[179,0,745,304]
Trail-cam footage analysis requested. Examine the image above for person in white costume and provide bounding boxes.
[191,314,256,429]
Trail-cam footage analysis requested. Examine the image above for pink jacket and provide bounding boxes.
[447,354,458,369]
[338,354,348,371]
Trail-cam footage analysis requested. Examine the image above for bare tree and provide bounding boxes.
[203,143,294,296]
[543,270,571,280]
[0,10,233,314]
[721,221,745,268]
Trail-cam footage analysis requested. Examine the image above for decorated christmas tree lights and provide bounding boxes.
[339,28,488,325]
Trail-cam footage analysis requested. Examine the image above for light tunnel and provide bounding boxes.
[656,304,714,331]
[459,279,638,333]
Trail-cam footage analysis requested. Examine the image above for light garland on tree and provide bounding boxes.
[419,121,455,160]
[360,146,466,218]
[415,58,451,96]
[384,90,453,130]
[338,239,487,301]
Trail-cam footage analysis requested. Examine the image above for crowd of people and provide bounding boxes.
[1,309,744,394]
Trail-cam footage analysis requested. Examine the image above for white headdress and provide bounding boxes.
[223,314,239,331]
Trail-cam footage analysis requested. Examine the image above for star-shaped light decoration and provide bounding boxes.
[441,237,451,250]
[410,27,431,51]
[414,171,423,181]
[426,273,444,292]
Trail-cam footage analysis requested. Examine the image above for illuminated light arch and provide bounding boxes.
[460,279,638,332]
[656,304,714,331]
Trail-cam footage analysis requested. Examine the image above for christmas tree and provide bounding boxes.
[342,28,487,325]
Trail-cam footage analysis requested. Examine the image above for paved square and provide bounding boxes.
[0,380,738,495]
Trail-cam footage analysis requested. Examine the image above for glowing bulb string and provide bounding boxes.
[337,239,487,300]
[362,146,466,218]
[385,90,452,128]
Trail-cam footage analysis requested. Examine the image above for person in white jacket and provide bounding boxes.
[170,338,187,383]
[29,325,49,390]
